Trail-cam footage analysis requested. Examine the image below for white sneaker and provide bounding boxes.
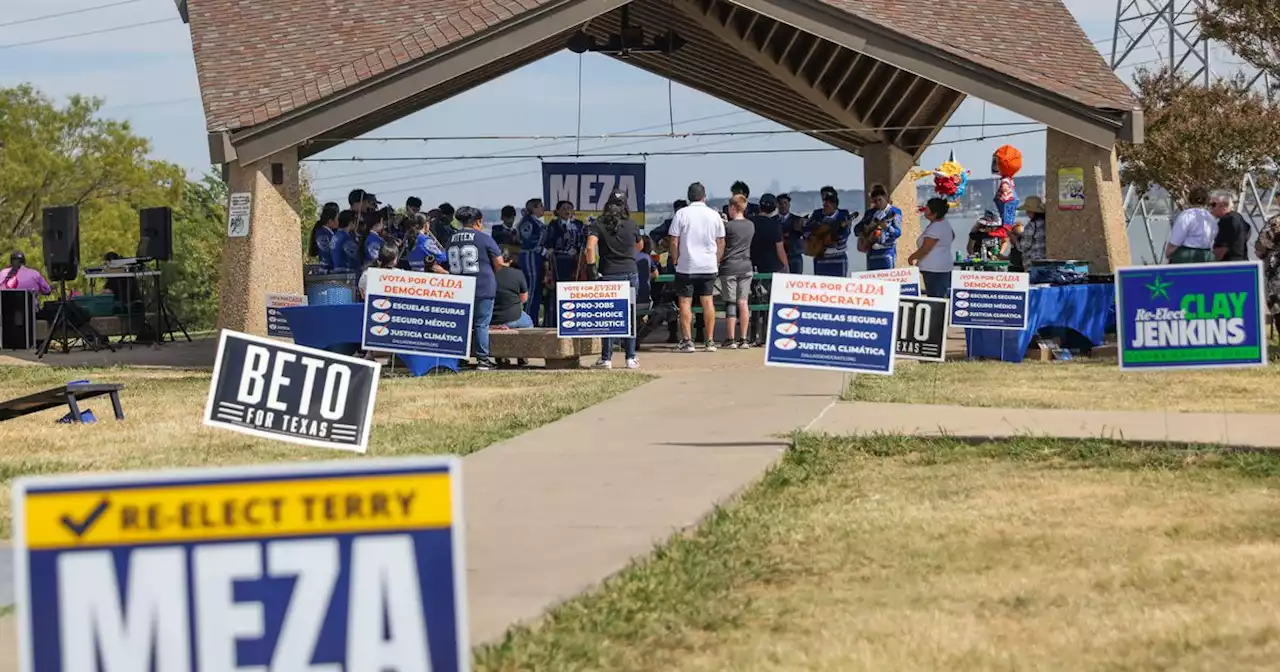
[593,359,613,370]
[625,358,640,369]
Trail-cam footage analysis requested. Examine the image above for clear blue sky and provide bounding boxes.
[0,0,1224,208]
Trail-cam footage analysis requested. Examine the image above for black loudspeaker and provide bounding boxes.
[42,206,79,282]
[138,207,173,261]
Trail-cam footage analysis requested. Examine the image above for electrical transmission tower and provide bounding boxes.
[1111,0,1275,262]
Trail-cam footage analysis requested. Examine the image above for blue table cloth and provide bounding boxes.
[279,304,461,376]
[965,284,1116,363]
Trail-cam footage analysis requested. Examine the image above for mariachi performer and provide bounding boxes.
[518,198,548,325]
[804,186,854,277]
[853,185,903,270]
[777,193,806,274]
[544,200,586,326]
[992,145,1023,230]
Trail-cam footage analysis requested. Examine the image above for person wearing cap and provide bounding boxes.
[777,193,806,274]
[0,251,51,297]
[517,198,548,325]
[805,187,854,277]
[853,185,902,271]
[1012,195,1047,271]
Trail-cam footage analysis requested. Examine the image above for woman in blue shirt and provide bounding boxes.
[330,210,361,272]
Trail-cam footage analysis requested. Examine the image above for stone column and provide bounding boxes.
[863,143,921,264]
[217,149,304,334]
[1043,128,1132,271]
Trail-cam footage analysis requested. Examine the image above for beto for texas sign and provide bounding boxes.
[1116,261,1267,371]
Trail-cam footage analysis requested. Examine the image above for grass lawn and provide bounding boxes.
[850,358,1280,414]
[478,435,1280,671]
[0,365,647,537]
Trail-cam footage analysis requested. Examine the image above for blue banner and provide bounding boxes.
[1116,261,1267,370]
[556,281,632,338]
[362,269,475,359]
[764,273,900,375]
[948,271,1030,330]
[542,162,646,224]
[14,457,469,672]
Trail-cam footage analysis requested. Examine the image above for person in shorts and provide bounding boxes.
[720,194,755,349]
[667,182,725,352]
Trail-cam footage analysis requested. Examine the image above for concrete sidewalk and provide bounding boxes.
[812,401,1280,449]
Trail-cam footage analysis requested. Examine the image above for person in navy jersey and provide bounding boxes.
[363,209,387,268]
[777,193,806,274]
[517,198,547,325]
[492,205,519,250]
[544,200,585,326]
[805,187,854,277]
[309,203,339,271]
[853,185,903,270]
[449,206,506,371]
[405,214,448,273]
[331,210,361,272]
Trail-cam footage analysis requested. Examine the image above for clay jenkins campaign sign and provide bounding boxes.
[764,273,900,375]
[557,280,632,338]
[363,269,475,358]
[204,330,380,452]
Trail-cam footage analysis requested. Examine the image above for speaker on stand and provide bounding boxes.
[138,206,190,343]
[36,205,113,358]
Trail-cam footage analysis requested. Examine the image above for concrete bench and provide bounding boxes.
[35,315,146,341]
[489,328,601,369]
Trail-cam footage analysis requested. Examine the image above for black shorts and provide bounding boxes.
[674,273,716,298]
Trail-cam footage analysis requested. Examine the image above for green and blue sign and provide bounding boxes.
[1116,261,1267,370]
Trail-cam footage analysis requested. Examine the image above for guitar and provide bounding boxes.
[805,211,857,257]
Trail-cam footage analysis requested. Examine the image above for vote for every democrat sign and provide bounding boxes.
[948,271,1030,330]
[1116,260,1268,370]
[363,268,476,359]
[850,266,920,296]
[764,272,900,375]
[13,456,470,672]
[556,280,632,338]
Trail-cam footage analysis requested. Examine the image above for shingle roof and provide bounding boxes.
[186,0,1135,134]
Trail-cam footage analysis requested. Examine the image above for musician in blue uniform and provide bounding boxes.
[330,210,361,272]
[777,193,806,274]
[805,187,853,277]
[309,204,339,271]
[405,214,447,273]
[544,200,585,326]
[517,198,547,324]
[852,186,903,270]
[492,205,518,249]
[363,209,387,268]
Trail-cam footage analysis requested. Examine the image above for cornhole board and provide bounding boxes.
[0,383,125,423]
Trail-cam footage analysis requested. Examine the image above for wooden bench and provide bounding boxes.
[488,328,602,369]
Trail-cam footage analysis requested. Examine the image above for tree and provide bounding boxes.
[1117,68,1280,203]
[1200,1,1280,85]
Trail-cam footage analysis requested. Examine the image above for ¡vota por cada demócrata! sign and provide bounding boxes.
[204,330,379,452]
[764,273,901,375]
[947,270,1030,330]
[13,456,470,672]
[850,266,921,297]
[362,268,476,359]
[1116,261,1267,370]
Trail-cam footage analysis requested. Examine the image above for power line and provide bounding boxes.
[310,110,753,187]
[0,0,142,28]
[0,16,178,50]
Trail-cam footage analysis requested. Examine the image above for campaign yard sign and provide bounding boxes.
[556,281,632,338]
[895,296,949,362]
[265,293,307,338]
[362,268,475,359]
[13,456,470,672]
[1116,261,1267,370]
[850,266,921,296]
[542,162,646,225]
[764,273,900,375]
[948,271,1030,330]
[204,330,379,453]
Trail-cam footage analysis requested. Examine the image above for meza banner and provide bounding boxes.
[850,266,920,296]
[895,296,948,362]
[764,272,900,375]
[13,456,469,672]
[265,293,307,338]
[1116,261,1267,370]
[948,271,1030,330]
[556,280,632,338]
[362,268,475,359]
[204,330,379,453]
[542,162,645,225]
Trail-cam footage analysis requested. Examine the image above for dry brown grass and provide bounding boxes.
[851,358,1280,414]
[0,365,647,536]
[478,436,1280,671]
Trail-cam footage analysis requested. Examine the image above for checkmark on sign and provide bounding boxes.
[61,498,110,538]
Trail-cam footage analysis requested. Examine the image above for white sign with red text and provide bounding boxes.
[361,269,476,358]
[764,273,901,375]
[557,281,632,338]
[850,266,920,296]
[948,271,1030,330]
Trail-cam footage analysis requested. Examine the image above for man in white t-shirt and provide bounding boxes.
[668,182,725,352]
